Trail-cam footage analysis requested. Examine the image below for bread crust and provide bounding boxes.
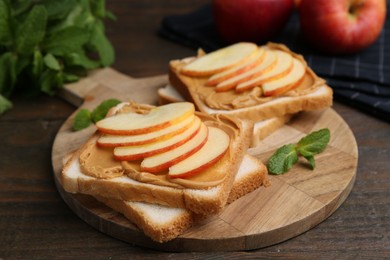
[93,154,268,243]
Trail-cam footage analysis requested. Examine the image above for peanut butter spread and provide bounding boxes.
[173,43,326,110]
[79,142,124,179]
[79,104,241,189]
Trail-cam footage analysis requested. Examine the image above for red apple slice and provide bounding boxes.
[180,42,258,77]
[205,47,265,86]
[140,123,209,173]
[113,116,202,161]
[96,102,195,135]
[262,58,306,96]
[214,49,277,92]
[235,50,294,92]
[168,126,230,179]
[97,114,196,147]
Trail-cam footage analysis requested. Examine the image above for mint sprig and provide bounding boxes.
[72,98,121,131]
[267,128,331,175]
[0,0,115,115]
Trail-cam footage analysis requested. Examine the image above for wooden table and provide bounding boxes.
[1,1,389,258]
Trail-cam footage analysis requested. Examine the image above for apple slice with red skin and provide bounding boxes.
[113,116,202,161]
[180,42,258,77]
[214,49,277,92]
[96,102,194,135]
[140,123,209,173]
[97,114,195,147]
[168,126,230,179]
[206,47,265,86]
[235,50,293,92]
[262,58,306,96]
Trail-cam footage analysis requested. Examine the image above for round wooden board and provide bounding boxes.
[52,69,358,252]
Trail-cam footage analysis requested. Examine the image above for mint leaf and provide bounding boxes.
[90,0,106,18]
[297,128,330,157]
[89,21,115,66]
[268,144,298,175]
[73,108,92,131]
[10,1,33,16]
[42,0,76,21]
[89,0,116,20]
[0,52,17,97]
[91,98,121,123]
[63,50,100,70]
[15,5,47,55]
[43,26,90,56]
[0,0,12,46]
[63,73,79,82]
[0,94,12,115]
[43,53,61,71]
[32,50,44,78]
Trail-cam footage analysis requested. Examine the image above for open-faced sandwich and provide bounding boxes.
[61,102,270,242]
[159,42,333,146]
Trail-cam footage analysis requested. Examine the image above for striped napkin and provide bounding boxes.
[158,4,390,122]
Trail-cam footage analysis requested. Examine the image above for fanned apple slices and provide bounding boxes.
[235,50,294,92]
[97,114,196,147]
[95,102,231,178]
[214,48,278,92]
[184,43,307,96]
[113,116,203,161]
[206,47,266,86]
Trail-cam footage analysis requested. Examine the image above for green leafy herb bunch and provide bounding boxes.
[0,0,115,114]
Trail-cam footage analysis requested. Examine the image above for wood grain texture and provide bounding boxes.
[1,0,389,258]
[52,68,357,251]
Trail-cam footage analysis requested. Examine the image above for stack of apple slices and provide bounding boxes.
[95,102,230,179]
[180,42,306,97]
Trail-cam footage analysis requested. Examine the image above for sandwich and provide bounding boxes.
[61,102,267,215]
[159,42,333,145]
[61,101,270,242]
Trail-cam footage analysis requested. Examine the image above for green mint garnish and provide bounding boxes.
[72,108,91,131]
[267,128,330,175]
[73,98,121,131]
[267,144,298,175]
[91,98,122,123]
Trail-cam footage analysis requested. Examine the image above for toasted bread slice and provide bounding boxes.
[94,154,268,243]
[169,42,333,123]
[61,103,254,215]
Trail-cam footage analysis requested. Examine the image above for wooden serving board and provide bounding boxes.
[52,68,358,252]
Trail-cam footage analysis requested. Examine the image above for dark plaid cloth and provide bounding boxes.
[158,4,390,122]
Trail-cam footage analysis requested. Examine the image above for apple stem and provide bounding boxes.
[349,0,364,15]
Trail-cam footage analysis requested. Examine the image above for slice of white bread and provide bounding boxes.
[168,42,333,123]
[158,84,292,147]
[61,104,254,215]
[94,154,268,243]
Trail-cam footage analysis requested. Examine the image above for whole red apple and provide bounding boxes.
[299,0,386,54]
[213,0,294,44]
